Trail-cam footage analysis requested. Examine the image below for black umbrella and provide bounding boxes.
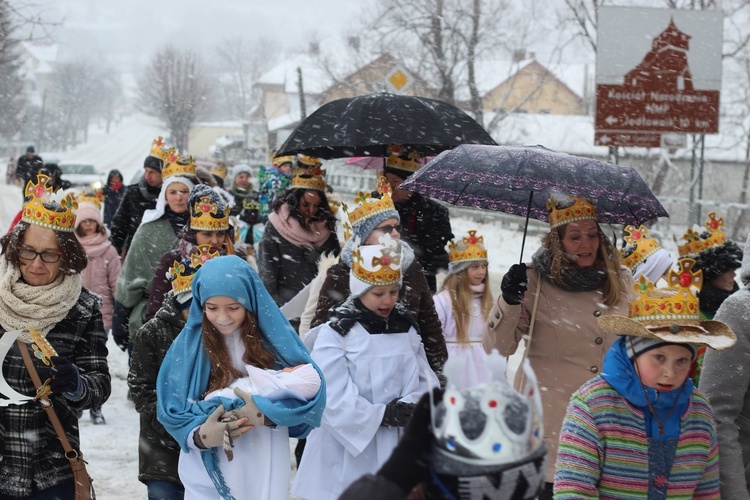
[274,92,496,159]
[400,144,669,262]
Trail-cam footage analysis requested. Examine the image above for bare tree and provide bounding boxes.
[137,45,212,151]
[0,0,26,140]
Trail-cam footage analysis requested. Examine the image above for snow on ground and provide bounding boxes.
[0,115,531,498]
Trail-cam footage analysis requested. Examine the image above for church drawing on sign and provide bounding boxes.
[624,18,693,92]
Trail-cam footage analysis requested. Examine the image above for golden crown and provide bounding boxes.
[209,162,228,180]
[77,188,104,209]
[162,149,196,179]
[291,166,326,192]
[168,245,220,295]
[272,155,295,167]
[629,258,702,326]
[547,196,597,229]
[149,136,170,161]
[190,195,230,231]
[385,144,422,173]
[297,155,322,168]
[620,225,662,271]
[22,174,78,232]
[448,230,488,264]
[347,177,396,227]
[677,212,726,257]
[351,241,402,287]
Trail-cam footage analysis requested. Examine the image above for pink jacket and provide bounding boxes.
[78,232,122,331]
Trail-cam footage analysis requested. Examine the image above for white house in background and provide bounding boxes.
[17,41,59,107]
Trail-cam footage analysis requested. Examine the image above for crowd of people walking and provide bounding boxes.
[1,134,749,500]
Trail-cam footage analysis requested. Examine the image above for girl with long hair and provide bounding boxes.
[157,256,325,500]
[433,230,494,386]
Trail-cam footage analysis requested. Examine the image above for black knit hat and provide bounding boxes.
[144,155,163,172]
[694,241,743,282]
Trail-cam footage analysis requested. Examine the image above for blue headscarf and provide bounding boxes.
[601,337,693,441]
[156,255,325,499]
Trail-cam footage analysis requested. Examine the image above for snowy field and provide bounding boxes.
[0,115,535,498]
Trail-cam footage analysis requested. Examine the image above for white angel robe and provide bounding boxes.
[178,330,303,500]
[291,322,440,500]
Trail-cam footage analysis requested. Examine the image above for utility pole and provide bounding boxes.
[297,67,306,120]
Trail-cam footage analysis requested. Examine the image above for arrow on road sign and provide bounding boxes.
[605,116,618,125]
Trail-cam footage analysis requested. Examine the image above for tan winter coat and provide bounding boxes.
[483,265,633,483]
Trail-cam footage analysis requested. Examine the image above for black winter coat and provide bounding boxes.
[128,292,184,486]
[109,177,161,254]
[257,222,340,307]
[15,154,43,188]
[395,194,453,278]
[0,288,111,497]
[103,170,126,229]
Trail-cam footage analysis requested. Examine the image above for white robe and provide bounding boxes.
[177,331,294,500]
[291,322,440,500]
[433,289,492,387]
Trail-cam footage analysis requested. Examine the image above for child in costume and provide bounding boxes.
[292,235,440,499]
[554,258,736,499]
[433,230,493,386]
[156,255,325,500]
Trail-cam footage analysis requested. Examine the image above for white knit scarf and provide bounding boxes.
[0,256,83,342]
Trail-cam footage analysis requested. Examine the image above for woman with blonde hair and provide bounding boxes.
[483,195,633,498]
[433,230,494,386]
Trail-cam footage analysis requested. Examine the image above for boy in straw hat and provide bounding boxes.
[554,258,736,499]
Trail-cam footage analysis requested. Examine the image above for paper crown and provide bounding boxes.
[296,155,322,168]
[162,149,196,179]
[290,166,326,192]
[22,174,78,232]
[190,195,230,231]
[597,258,737,348]
[347,177,395,227]
[77,188,104,209]
[149,136,170,161]
[677,212,726,258]
[351,238,402,287]
[272,155,295,167]
[620,225,662,271]
[209,162,228,180]
[168,245,220,295]
[448,230,488,264]
[432,350,545,472]
[547,195,597,229]
[385,144,422,173]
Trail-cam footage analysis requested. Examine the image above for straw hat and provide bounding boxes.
[597,258,736,350]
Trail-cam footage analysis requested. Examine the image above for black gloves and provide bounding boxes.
[381,398,417,428]
[111,301,132,352]
[378,388,443,493]
[49,356,81,395]
[501,263,528,305]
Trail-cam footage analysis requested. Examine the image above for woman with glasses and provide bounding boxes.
[112,158,196,353]
[310,178,448,380]
[0,174,111,498]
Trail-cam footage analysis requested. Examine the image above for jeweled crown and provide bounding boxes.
[385,144,422,173]
[351,237,402,287]
[149,136,170,161]
[209,162,228,180]
[168,245,220,295]
[547,195,597,229]
[629,258,702,326]
[432,350,544,468]
[620,225,662,271]
[347,177,395,227]
[190,195,230,231]
[77,188,104,209]
[290,166,326,192]
[272,155,295,168]
[677,212,726,257]
[162,149,196,179]
[22,174,78,232]
[448,230,488,264]
[296,155,322,168]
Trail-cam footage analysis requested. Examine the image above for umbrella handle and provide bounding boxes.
[519,191,534,265]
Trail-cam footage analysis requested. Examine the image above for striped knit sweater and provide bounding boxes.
[554,376,720,499]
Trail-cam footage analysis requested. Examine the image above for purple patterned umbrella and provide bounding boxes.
[400,144,668,260]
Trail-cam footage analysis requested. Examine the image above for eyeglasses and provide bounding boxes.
[18,248,63,263]
[374,224,402,234]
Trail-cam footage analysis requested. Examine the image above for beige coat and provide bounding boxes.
[483,265,633,483]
